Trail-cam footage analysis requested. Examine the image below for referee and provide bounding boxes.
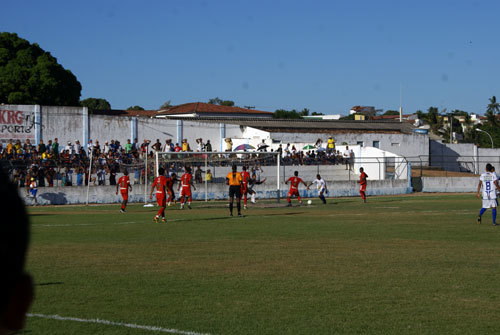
[226,165,243,217]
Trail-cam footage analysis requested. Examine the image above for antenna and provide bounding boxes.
[399,84,403,123]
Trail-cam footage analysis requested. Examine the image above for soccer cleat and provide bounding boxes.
[162,218,166,223]
[238,213,242,217]
[180,204,184,209]
[477,216,481,225]
[187,203,192,209]
[230,213,233,217]
[244,205,247,210]
[167,202,171,207]
[154,216,159,223]
[120,209,125,213]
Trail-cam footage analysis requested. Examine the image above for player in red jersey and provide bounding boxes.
[358,167,368,203]
[166,172,176,206]
[240,166,251,209]
[285,170,308,206]
[150,167,168,223]
[178,166,196,209]
[116,170,132,213]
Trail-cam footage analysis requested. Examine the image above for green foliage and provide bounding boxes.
[159,100,172,109]
[311,112,324,116]
[80,97,111,111]
[300,108,310,116]
[0,32,81,106]
[208,97,235,106]
[126,105,144,111]
[383,110,399,115]
[475,125,500,148]
[340,114,355,120]
[486,96,500,125]
[273,109,303,119]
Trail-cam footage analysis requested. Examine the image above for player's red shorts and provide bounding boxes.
[287,189,299,197]
[156,193,166,207]
[180,187,191,197]
[360,184,367,192]
[120,191,128,201]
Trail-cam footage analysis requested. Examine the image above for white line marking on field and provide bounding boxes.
[27,313,211,335]
[35,223,98,227]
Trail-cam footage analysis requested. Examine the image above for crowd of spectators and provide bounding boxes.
[0,136,351,188]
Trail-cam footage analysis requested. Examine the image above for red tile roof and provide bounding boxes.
[158,102,273,116]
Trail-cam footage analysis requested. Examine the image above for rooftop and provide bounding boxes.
[164,116,416,134]
[158,102,273,117]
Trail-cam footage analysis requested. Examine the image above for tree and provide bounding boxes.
[126,105,144,111]
[159,100,172,110]
[273,109,303,119]
[300,108,310,116]
[340,114,355,120]
[383,110,399,115]
[80,98,111,111]
[0,32,81,106]
[311,112,324,116]
[475,125,500,148]
[208,97,235,107]
[486,96,500,125]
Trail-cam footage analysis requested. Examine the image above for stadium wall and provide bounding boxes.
[20,179,412,206]
[2,105,429,160]
[420,177,477,193]
[269,132,428,158]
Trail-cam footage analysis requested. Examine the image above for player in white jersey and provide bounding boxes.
[477,163,500,225]
[309,174,327,204]
[492,166,499,206]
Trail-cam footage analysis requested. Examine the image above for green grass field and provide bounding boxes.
[23,194,500,334]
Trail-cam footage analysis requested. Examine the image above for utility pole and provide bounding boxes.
[399,84,403,123]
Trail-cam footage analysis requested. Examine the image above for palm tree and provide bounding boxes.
[486,96,500,125]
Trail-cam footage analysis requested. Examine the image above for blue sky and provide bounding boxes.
[3,0,500,115]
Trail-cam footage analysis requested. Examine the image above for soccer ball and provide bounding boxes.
[307,200,312,205]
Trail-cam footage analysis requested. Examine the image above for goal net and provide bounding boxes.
[154,151,281,202]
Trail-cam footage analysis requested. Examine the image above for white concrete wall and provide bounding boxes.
[41,105,86,147]
[421,177,477,193]
[21,179,412,206]
[270,132,429,158]
[2,105,428,165]
[354,146,408,180]
[0,104,37,144]
[429,141,477,172]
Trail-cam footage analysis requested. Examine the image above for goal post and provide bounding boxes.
[154,151,281,202]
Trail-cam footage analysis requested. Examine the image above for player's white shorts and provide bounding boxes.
[482,199,497,209]
[317,187,325,195]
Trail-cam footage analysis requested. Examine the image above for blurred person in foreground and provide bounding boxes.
[0,170,34,334]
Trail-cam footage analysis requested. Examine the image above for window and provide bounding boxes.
[373,141,380,149]
[356,141,364,147]
[391,143,400,147]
